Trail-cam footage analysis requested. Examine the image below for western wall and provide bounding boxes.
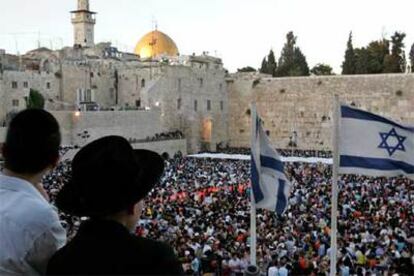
[0,110,187,158]
[227,73,414,150]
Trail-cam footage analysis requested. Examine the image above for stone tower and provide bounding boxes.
[71,0,96,47]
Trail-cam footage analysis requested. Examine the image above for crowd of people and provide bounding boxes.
[36,150,413,275]
[215,146,332,158]
[129,130,185,144]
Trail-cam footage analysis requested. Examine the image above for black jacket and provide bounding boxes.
[46,219,184,275]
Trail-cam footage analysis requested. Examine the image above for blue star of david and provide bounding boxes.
[378,128,406,156]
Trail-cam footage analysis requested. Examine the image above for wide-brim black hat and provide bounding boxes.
[55,136,164,217]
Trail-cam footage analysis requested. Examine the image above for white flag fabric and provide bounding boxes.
[251,110,291,215]
[339,105,414,180]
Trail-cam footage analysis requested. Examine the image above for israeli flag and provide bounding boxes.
[339,105,414,180]
[251,109,291,215]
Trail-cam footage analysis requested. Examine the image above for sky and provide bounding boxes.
[0,0,413,73]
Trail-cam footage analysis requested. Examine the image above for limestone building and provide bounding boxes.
[0,0,228,153]
[1,0,413,154]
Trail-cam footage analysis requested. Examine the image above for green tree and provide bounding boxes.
[409,43,414,71]
[365,39,390,73]
[342,32,356,74]
[383,32,406,73]
[311,63,334,75]
[276,32,296,77]
[26,89,45,109]
[293,48,310,76]
[276,31,309,77]
[237,66,256,72]
[259,50,277,76]
[267,50,277,76]
[354,47,369,74]
[259,57,268,74]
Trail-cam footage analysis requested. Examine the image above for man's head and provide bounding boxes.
[56,136,164,221]
[2,109,61,174]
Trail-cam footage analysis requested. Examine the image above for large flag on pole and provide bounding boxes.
[339,105,414,179]
[251,107,291,215]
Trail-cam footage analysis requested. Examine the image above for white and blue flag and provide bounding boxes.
[251,110,291,215]
[339,105,414,180]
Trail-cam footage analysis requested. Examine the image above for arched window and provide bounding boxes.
[141,79,146,88]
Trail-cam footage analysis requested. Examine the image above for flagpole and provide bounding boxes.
[330,95,340,276]
[250,103,257,267]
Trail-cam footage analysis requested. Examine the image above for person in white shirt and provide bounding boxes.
[267,259,279,276]
[278,258,289,276]
[0,109,66,275]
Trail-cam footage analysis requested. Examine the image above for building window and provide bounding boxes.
[12,99,19,107]
[11,81,18,89]
[194,100,198,111]
[141,79,146,88]
[220,101,224,111]
[90,72,94,78]
[178,78,182,91]
[207,100,211,111]
[46,82,51,89]
[177,98,182,110]
[136,99,141,108]
[199,78,203,88]
[85,89,92,102]
[23,81,28,88]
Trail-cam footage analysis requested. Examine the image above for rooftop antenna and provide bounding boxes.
[37,31,41,48]
[13,35,19,55]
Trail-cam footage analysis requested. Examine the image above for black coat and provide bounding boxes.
[46,219,184,275]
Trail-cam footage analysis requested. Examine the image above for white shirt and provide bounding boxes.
[268,266,279,276]
[0,174,66,275]
[278,266,288,276]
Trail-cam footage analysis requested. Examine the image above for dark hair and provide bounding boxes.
[3,109,61,174]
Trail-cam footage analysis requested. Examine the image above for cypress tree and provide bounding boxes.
[342,32,356,74]
[355,48,369,74]
[260,57,268,74]
[293,47,310,76]
[276,32,296,77]
[267,49,277,76]
[275,32,309,77]
[260,50,277,76]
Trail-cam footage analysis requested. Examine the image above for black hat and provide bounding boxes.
[56,136,164,217]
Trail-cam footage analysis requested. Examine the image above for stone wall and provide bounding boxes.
[130,139,187,157]
[51,110,165,146]
[61,139,187,161]
[144,63,228,153]
[228,73,414,150]
[0,110,165,145]
[0,70,59,124]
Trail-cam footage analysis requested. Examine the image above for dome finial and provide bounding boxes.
[152,17,158,31]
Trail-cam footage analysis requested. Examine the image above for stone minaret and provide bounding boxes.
[71,0,96,48]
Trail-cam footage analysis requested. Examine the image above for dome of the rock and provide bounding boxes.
[134,30,179,58]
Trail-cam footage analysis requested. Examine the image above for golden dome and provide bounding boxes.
[134,30,179,59]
